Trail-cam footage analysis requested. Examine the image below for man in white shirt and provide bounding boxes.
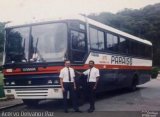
[59,60,81,113]
[82,60,100,112]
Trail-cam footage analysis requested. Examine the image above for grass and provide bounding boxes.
[0,72,4,86]
[0,72,5,98]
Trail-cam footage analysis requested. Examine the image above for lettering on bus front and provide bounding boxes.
[111,55,132,66]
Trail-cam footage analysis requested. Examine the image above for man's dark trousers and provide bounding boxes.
[63,82,78,111]
[86,82,96,109]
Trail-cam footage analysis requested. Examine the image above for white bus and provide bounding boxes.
[3,15,152,106]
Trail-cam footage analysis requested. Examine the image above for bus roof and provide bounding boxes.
[5,15,152,46]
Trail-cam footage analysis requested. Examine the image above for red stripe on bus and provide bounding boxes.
[3,64,152,76]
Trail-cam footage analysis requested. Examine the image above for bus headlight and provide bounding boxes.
[5,82,9,85]
[11,81,15,85]
[54,80,59,84]
[48,80,53,84]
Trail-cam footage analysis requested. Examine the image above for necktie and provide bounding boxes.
[68,68,71,82]
[87,68,91,82]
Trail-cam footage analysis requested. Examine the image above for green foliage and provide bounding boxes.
[88,3,160,66]
[0,65,2,71]
[0,73,4,86]
[151,67,160,79]
[0,23,4,53]
[0,85,5,98]
[0,72,5,98]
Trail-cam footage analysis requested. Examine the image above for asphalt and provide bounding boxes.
[0,98,23,110]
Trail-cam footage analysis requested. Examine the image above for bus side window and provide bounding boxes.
[89,27,105,50]
[119,37,129,54]
[71,30,86,51]
[98,31,105,50]
[90,28,99,49]
[106,33,118,52]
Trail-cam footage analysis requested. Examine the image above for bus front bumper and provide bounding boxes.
[3,85,64,99]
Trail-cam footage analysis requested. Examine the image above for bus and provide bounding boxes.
[2,15,152,106]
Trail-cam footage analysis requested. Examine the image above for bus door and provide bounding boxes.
[70,30,87,64]
[69,30,88,96]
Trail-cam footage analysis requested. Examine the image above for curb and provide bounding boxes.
[0,103,24,111]
[0,97,7,101]
[0,97,15,101]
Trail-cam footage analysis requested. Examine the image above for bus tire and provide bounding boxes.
[22,99,40,107]
[129,75,138,91]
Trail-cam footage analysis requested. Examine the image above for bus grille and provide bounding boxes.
[15,88,48,98]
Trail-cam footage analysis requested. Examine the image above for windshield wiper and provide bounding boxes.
[30,38,46,62]
[7,52,27,63]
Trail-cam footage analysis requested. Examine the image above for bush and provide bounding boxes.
[0,73,4,98]
[0,65,2,72]
[0,85,5,98]
[151,67,160,79]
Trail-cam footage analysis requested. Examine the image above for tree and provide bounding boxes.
[88,3,160,66]
[0,22,4,53]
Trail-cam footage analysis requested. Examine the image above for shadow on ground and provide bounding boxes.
[25,87,146,111]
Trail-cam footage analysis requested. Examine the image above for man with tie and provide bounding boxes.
[83,60,100,113]
[59,60,81,113]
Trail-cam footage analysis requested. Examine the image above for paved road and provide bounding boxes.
[1,79,160,117]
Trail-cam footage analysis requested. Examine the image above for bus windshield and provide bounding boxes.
[5,23,67,64]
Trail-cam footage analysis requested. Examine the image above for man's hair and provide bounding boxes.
[64,60,70,63]
[89,60,95,64]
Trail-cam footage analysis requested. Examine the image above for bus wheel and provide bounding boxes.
[22,99,40,107]
[129,76,138,91]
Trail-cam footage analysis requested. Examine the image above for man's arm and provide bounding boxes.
[73,70,76,90]
[75,70,84,76]
[93,69,100,90]
[59,69,65,92]
[60,78,65,92]
[93,76,100,90]
[73,80,76,90]
[75,70,88,76]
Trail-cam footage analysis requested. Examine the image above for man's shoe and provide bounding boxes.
[87,107,95,111]
[87,108,94,113]
[75,109,82,113]
[64,110,69,113]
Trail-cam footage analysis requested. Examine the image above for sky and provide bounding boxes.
[0,0,160,22]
